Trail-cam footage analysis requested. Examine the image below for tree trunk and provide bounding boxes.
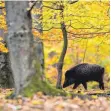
[56,23,68,89]
[0,9,13,88]
[5,1,66,97]
[0,51,14,88]
[32,0,44,79]
[5,1,36,96]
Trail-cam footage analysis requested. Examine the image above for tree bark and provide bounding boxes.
[5,1,37,96]
[5,1,66,97]
[56,23,68,89]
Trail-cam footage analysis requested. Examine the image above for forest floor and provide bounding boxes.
[0,89,110,111]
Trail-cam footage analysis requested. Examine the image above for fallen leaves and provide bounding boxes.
[0,88,110,111]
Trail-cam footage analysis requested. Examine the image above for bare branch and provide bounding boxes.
[83,38,88,63]
[29,1,37,12]
[43,5,63,10]
[68,0,79,4]
[0,7,5,9]
[33,27,60,31]
[67,31,110,36]
[67,24,102,30]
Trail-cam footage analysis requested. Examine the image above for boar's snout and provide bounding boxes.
[63,79,68,88]
[63,78,75,88]
[63,82,67,88]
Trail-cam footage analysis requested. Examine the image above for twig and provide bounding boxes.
[33,27,60,31]
[0,7,5,9]
[43,5,63,10]
[27,1,37,19]
[67,31,109,36]
[68,0,79,4]
[83,38,88,63]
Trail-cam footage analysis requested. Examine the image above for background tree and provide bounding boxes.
[0,1,13,88]
[31,1,44,77]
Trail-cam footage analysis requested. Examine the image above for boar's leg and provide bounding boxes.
[73,82,80,89]
[98,77,104,90]
[99,81,104,90]
[82,82,87,90]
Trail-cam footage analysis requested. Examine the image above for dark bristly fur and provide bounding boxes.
[63,63,104,90]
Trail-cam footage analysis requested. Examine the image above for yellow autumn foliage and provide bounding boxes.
[0,1,109,89]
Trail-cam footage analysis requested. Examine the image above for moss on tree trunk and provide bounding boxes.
[22,61,66,97]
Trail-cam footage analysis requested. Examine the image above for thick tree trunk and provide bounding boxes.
[5,1,37,96]
[5,1,66,97]
[56,23,68,89]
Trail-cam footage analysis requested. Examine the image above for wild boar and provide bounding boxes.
[63,63,104,90]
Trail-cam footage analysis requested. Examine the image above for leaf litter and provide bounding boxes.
[0,88,109,111]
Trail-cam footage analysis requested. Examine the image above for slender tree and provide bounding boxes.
[56,22,68,89]
[43,1,78,89]
[56,2,68,88]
